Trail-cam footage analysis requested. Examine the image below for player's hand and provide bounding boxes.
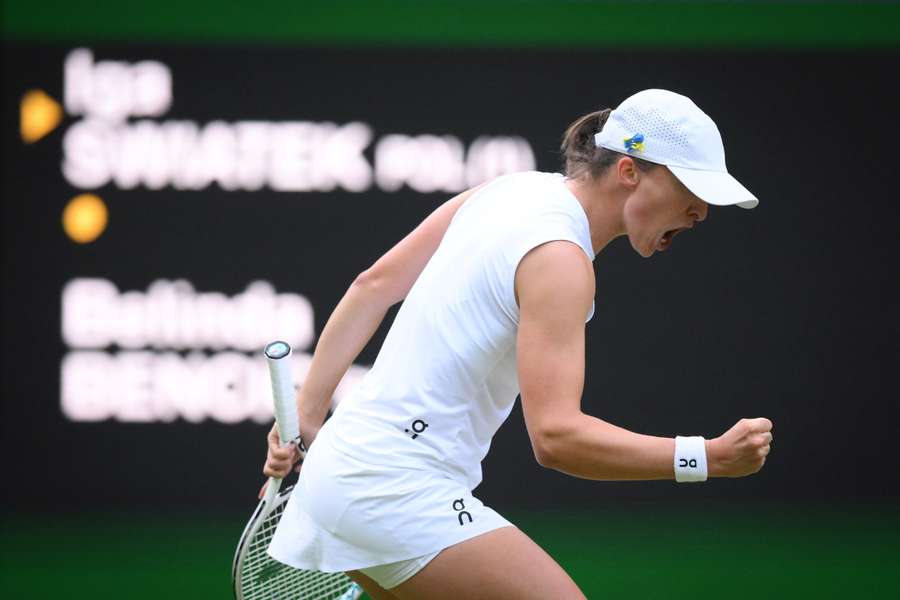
[707,417,773,478]
[262,423,302,479]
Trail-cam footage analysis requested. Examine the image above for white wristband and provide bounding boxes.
[674,436,708,483]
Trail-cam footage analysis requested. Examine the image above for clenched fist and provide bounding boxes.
[707,418,773,478]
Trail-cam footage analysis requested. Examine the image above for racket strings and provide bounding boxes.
[238,500,359,599]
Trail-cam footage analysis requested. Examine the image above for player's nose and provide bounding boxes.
[691,201,708,223]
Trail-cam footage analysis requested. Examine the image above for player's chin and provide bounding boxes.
[630,236,656,258]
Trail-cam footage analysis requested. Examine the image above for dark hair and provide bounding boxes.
[560,108,656,179]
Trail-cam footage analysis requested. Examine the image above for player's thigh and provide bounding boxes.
[390,525,586,600]
[347,570,399,600]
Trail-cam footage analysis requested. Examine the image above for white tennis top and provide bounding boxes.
[328,171,596,489]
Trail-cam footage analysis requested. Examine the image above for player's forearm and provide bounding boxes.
[535,414,684,480]
[297,273,394,427]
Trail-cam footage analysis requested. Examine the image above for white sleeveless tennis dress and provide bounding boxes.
[268,171,596,587]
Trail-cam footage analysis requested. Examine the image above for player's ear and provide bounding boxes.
[616,156,640,189]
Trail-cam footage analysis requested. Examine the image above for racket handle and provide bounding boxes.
[261,475,282,505]
[264,340,300,448]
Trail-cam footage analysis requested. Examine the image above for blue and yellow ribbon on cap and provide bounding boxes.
[623,133,645,153]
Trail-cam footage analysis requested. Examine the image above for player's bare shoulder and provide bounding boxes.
[514,241,595,317]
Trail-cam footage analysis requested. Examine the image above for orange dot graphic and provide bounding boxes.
[20,89,63,144]
[63,194,108,243]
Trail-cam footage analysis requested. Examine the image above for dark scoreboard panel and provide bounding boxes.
[3,44,898,511]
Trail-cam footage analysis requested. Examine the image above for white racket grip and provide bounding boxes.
[264,341,300,448]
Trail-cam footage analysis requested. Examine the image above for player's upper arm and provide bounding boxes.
[515,241,595,466]
[355,183,484,306]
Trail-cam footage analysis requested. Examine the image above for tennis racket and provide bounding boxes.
[231,340,363,600]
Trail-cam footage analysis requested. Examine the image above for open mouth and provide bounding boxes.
[657,227,688,251]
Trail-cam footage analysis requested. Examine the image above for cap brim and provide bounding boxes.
[667,165,758,209]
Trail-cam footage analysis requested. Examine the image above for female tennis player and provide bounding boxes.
[263,89,774,599]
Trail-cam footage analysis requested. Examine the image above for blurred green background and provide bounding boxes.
[4,506,899,598]
[4,0,900,46]
[3,1,899,598]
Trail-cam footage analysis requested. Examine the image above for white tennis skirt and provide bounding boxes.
[267,420,512,574]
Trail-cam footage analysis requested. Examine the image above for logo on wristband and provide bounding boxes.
[675,436,707,483]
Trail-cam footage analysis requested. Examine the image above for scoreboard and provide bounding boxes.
[3,43,898,509]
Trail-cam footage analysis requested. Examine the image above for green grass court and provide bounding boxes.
[3,504,897,598]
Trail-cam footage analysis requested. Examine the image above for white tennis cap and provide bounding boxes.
[593,89,758,209]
